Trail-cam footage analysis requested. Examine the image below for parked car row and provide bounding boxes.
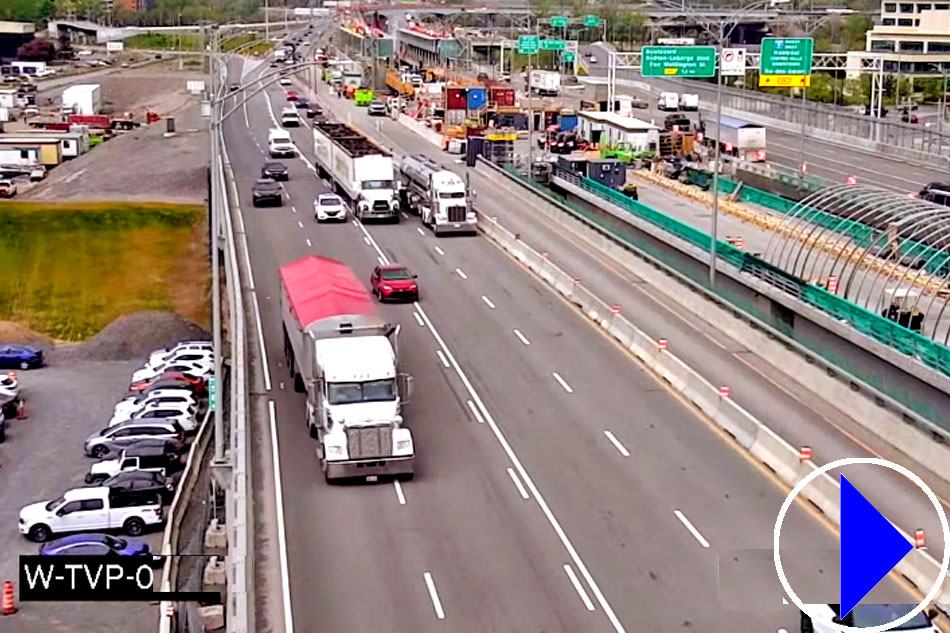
[17,340,214,549]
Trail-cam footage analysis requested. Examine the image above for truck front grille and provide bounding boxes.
[346,424,393,459]
[448,205,467,222]
[372,200,390,211]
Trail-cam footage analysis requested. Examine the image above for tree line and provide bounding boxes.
[0,0,261,26]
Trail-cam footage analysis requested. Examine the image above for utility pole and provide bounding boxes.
[208,25,224,465]
[710,20,724,287]
[265,0,270,45]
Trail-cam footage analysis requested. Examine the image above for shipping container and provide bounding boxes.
[445,109,466,126]
[489,87,515,107]
[466,87,487,111]
[445,87,467,110]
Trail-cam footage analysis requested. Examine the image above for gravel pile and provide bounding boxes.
[49,311,210,363]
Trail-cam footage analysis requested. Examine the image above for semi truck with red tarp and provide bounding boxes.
[280,256,414,482]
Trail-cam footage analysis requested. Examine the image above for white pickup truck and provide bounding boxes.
[19,487,164,542]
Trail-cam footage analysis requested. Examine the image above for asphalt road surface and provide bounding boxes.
[224,37,924,633]
[583,43,949,194]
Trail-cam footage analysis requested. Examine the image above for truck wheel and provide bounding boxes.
[124,517,145,536]
[294,371,305,393]
[309,423,318,439]
[0,423,5,443]
[92,445,108,458]
[29,524,51,542]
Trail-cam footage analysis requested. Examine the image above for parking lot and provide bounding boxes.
[0,358,160,631]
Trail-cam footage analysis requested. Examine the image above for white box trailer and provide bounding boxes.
[280,256,414,482]
[62,83,101,116]
[705,116,767,162]
[530,70,560,96]
[311,121,399,221]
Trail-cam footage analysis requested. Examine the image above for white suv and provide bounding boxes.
[314,193,347,222]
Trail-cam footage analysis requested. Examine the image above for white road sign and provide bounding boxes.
[720,48,746,76]
[106,41,124,52]
[187,80,206,94]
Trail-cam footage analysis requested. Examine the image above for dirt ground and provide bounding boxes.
[18,64,209,203]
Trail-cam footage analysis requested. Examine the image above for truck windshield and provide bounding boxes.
[362,180,394,190]
[851,605,931,629]
[327,379,396,405]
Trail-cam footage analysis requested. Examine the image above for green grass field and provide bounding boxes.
[0,201,209,341]
[125,33,205,52]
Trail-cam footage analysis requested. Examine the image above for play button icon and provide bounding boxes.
[775,457,950,633]
[840,474,913,617]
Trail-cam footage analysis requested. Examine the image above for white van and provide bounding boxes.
[658,91,679,111]
[680,93,699,111]
[268,128,295,157]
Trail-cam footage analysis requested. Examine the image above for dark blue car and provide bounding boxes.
[39,533,150,557]
[0,345,43,369]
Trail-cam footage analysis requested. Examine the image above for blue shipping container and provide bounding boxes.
[466,87,487,110]
[559,114,578,132]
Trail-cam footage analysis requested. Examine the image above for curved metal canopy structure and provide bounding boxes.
[763,184,950,344]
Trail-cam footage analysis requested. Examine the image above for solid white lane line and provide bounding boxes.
[455,268,468,280]
[466,399,484,424]
[377,256,385,266]
[434,246,445,256]
[417,227,425,235]
[306,238,312,247]
[413,311,425,327]
[297,221,303,229]
[603,431,630,457]
[423,572,445,620]
[269,401,295,633]
[481,295,496,309]
[353,218,627,632]
[673,510,710,549]
[564,564,596,612]
[243,99,250,127]
[552,372,573,394]
[352,219,359,227]
[507,467,530,500]
[393,480,406,506]
[252,291,272,391]
[513,329,531,346]
[436,350,450,368]
[363,236,371,245]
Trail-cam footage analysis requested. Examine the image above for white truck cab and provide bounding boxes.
[19,487,164,542]
[802,604,940,632]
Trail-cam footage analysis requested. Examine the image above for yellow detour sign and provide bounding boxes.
[759,74,811,88]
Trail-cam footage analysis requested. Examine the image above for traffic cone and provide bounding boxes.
[2,580,15,615]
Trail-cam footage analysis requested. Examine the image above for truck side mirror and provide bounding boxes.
[398,373,413,404]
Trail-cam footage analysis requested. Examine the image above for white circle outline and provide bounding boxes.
[774,457,950,633]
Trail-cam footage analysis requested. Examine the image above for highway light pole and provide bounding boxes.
[662,0,787,286]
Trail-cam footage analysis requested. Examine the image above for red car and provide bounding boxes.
[287,92,298,101]
[129,371,207,394]
[370,264,419,302]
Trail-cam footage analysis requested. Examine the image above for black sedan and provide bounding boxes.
[261,161,289,181]
[306,104,323,119]
[0,344,43,369]
[99,471,176,504]
[295,98,309,109]
[252,179,282,207]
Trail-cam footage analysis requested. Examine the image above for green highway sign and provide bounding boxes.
[540,38,565,51]
[760,37,814,75]
[518,35,540,55]
[583,15,600,27]
[563,51,575,62]
[550,15,568,28]
[209,376,217,410]
[641,46,717,78]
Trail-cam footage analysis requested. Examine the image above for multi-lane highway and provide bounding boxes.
[219,29,926,631]
[583,43,950,194]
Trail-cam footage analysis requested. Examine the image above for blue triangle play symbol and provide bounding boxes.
[840,474,913,617]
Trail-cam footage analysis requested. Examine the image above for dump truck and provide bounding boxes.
[311,121,399,221]
[280,256,415,482]
[397,154,477,235]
